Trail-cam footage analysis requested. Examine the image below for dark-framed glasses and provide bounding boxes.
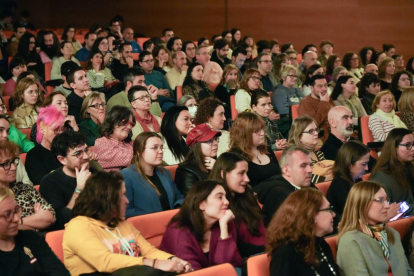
[399,142,413,150]
[70,147,91,159]
[89,103,106,109]
[132,95,151,102]
[318,205,334,214]
[302,128,321,135]
[373,197,390,205]
[0,205,22,222]
[0,157,19,170]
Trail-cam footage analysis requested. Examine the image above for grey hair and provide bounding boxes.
[280,146,310,168]
[178,95,196,106]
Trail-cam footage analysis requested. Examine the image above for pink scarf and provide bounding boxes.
[133,109,160,133]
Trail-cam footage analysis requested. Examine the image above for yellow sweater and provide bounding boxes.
[63,216,173,276]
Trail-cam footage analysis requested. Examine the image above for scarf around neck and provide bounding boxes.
[133,109,160,133]
[375,108,407,129]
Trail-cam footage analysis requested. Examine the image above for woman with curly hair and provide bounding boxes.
[267,188,338,275]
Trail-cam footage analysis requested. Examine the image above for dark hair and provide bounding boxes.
[232,47,247,58]
[257,42,271,54]
[109,17,121,26]
[119,42,132,53]
[304,64,323,86]
[333,140,369,186]
[359,47,376,66]
[194,97,223,125]
[42,91,66,107]
[84,31,95,40]
[161,106,190,163]
[91,37,107,55]
[9,56,26,72]
[392,54,402,61]
[372,52,385,64]
[342,52,358,70]
[51,131,87,157]
[359,73,380,98]
[14,23,25,33]
[198,37,208,46]
[183,62,204,87]
[169,180,224,242]
[251,89,270,107]
[61,25,75,42]
[17,32,37,58]
[57,40,73,57]
[16,71,34,84]
[221,30,231,38]
[301,44,317,57]
[127,85,148,103]
[281,43,292,53]
[85,51,104,71]
[123,67,145,87]
[183,41,196,52]
[406,57,414,74]
[331,75,353,101]
[213,38,228,50]
[390,70,413,94]
[162,28,173,36]
[211,34,221,42]
[383,43,395,53]
[138,50,152,63]
[309,74,326,87]
[89,24,101,33]
[66,66,84,85]
[143,39,154,51]
[72,171,124,226]
[99,106,135,143]
[209,152,263,236]
[166,37,181,52]
[326,54,340,76]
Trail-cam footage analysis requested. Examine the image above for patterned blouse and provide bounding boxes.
[400,110,414,132]
[94,137,133,172]
[10,182,55,218]
[311,150,327,184]
[12,104,39,129]
[86,68,117,88]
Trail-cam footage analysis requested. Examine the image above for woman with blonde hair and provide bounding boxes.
[378,57,396,90]
[235,68,261,113]
[398,87,414,131]
[215,64,240,119]
[153,44,173,74]
[79,92,106,146]
[288,116,333,183]
[273,53,291,83]
[12,77,43,128]
[337,181,412,276]
[267,188,338,275]
[229,112,281,187]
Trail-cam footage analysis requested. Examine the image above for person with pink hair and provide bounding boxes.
[25,105,64,184]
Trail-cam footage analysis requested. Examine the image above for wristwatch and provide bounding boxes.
[74,188,82,195]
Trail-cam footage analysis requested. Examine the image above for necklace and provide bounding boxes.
[256,152,261,164]
[311,245,337,276]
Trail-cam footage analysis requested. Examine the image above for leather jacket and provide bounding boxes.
[175,158,209,196]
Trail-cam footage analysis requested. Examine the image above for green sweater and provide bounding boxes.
[79,119,100,146]
[9,124,35,153]
[106,91,162,117]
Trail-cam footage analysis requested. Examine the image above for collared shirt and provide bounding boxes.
[288,181,302,190]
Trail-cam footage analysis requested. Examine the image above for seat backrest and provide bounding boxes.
[137,37,150,48]
[388,216,414,240]
[230,95,238,121]
[360,115,378,159]
[44,62,53,82]
[176,86,183,101]
[247,253,270,276]
[268,91,273,98]
[20,153,27,165]
[34,185,40,192]
[127,209,179,248]
[186,263,237,276]
[165,165,178,180]
[291,105,299,121]
[45,230,65,262]
[19,128,31,137]
[361,173,371,181]
[325,235,338,261]
[45,86,55,97]
[131,53,140,60]
[315,181,331,196]
[208,83,218,92]
[274,151,283,162]
[2,96,11,111]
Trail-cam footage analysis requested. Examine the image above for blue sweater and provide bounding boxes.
[121,165,184,218]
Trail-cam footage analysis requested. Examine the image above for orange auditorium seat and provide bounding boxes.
[325,235,338,261]
[388,216,414,240]
[247,253,270,276]
[44,62,53,82]
[127,209,179,248]
[79,61,87,69]
[176,86,183,101]
[361,173,371,181]
[360,115,378,159]
[20,153,27,164]
[2,96,10,111]
[137,37,149,48]
[8,56,12,65]
[45,86,55,97]
[75,34,85,44]
[208,83,218,92]
[19,128,31,137]
[45,230,65,262]
[165,165,178,180]
[291,105,299,121]
[186,263,237,276]
[315,181,331,196]
[230,95,238,121]
[274,151,283,162]
[34,185,40,192]
[131,53,139,60]
[268,91,273,98]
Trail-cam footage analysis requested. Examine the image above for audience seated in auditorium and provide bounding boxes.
[5,24,26,57]
[165,50,188,90]
[371,128,414,216]
[378,57,395,91]
[128,85,162,139]
[257,52,277,92]
[122,132,184,217]
[318,40,334,68]
[337,181,412,276]
[235,68,260,113]
[343,52,363,83]
[15,33,44,80]
[325,54,342,83]
[175,124,221,195]
[229,112,281,188]
[122,27,142,53]
[94,106,134,172]
[210,38,231,70]
[183,41,196,65]
[390,70,413,106]
[63,171,192,276]
[38,30,59,64]
[75,31,97,62]
[369,90,407,142]
[195,45,223,84]
[91,37,113,67]
[267,188,338,275]
[85,50,117,91]
[251,89,287,151]
[359,73,381,115]
[61,25,82,53]
[328,66,348,91]
[160,180,243,272]
[4,57,27,96]
[167,37,183,53]
[12,77,42,128]
[66,66,91,123]
[111,43,138,81]
[288,116,333,183]
[326,140,370,229]
[182,62,214,102]
[0,186,68,275]
[79,92,106,146]
[40,131,92,230]
[215,64,239,119]
[210,152,266,257]
[52,60,78,96]
[331,75,367,125]
[302,64,332,96]
[398,87,414,131]
[161,106,192,165]
[51,41,81,81]
[153,44,173,75]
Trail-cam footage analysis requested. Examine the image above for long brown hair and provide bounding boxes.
[229,112,268,160]
[13,77,43,107]
[239,68,260,95]
[266,188,324,266]
[131,132,164,196]
[288,116,316,148]
[371,128,414,193]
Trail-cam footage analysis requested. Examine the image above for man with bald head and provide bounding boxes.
[364,64,379,75]
[166,51,188,90]
[303,51,318,70]
[122,27,142,53]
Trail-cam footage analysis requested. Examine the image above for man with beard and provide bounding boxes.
[298,75,334,141]
[231,47,247,80]
[40,131,92,230]
[257,52,277,91]
[67,67,91,123]
[75,32,97,62]
[39,31,59,63]
[165,50,188,90]
[210,38,231,70]
[254,147,313,226]
[111,43,138,81]
[6,24,25,57]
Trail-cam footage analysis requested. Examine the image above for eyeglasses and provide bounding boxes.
[287,74,298,79]
[142,59,155,64]
[145,145,164,151]
[70,147,91,159]
[53,126,65,135]
[186,103,198,108]
[399,142,413,150]
[89,103,106,109]
[351,57,359,61]
[132,95,151,102]
[373,197,390,205]
[318,205,334,214]
[0,205,22,222]
[253,128,265,135]
[119,119,136,128]
[250,76,261,81]
[0,157,19,170]
[302,128,321,135]
[202,137,219,144]
[400,78,411,82]
[25,90,39,96]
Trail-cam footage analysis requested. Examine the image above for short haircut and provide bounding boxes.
[309,74,326,86]
[60,61,79,78]
[66,66,84,85]
[257,42,271,54]
[9,56,26,71]
[285,49,297,55]
[301,44,317,57]
[250,89,270,107]
[123,67,145,86]
[84,31,95,40]
[359,73,380,98]
[281,43,293,53]
[99,106,135,143]
[109,18,120,26]
[81,92,106,119]
[383,43,395,52]
[127,85,148,103]
[36,106,65,143]
[163,28,173,36]
[138,50,152,63]
[51,131,87,157]
[372,90,396,112]
[14,23,26,33]
[256,52,270,64]
[119,42,132,53]
[232,47,247,58]
[213,38,228,50]
[280,65,298,80]
[142,39,154,51]
[279,146,309,168]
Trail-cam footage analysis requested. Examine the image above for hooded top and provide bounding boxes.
[63,216,173,276]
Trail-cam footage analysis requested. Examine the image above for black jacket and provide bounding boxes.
[210,50,231,69]
[175,158,209,196]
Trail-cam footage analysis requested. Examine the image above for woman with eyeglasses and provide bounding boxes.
[0,186,68,275]
[127,86,162,139]
[121,132,184,218]
[175,124,221,196]
[342,52,363,83]
[371,128,414,216]
[328,66,348,92]
[272,65,304,137]
[94,106,135,172]
[267,188,339,275]
[26,106,64,184]
[326,141,370,230]
[337,181,413,276]
[390,70,413,106]
[79,92,106,146]
[182,62,214,103]
[368,90,407,142]
[325,55,342,83]
[229,112,281,188]
[12,77,43,129]
[235,68,261,113]
[0,141,56,231]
